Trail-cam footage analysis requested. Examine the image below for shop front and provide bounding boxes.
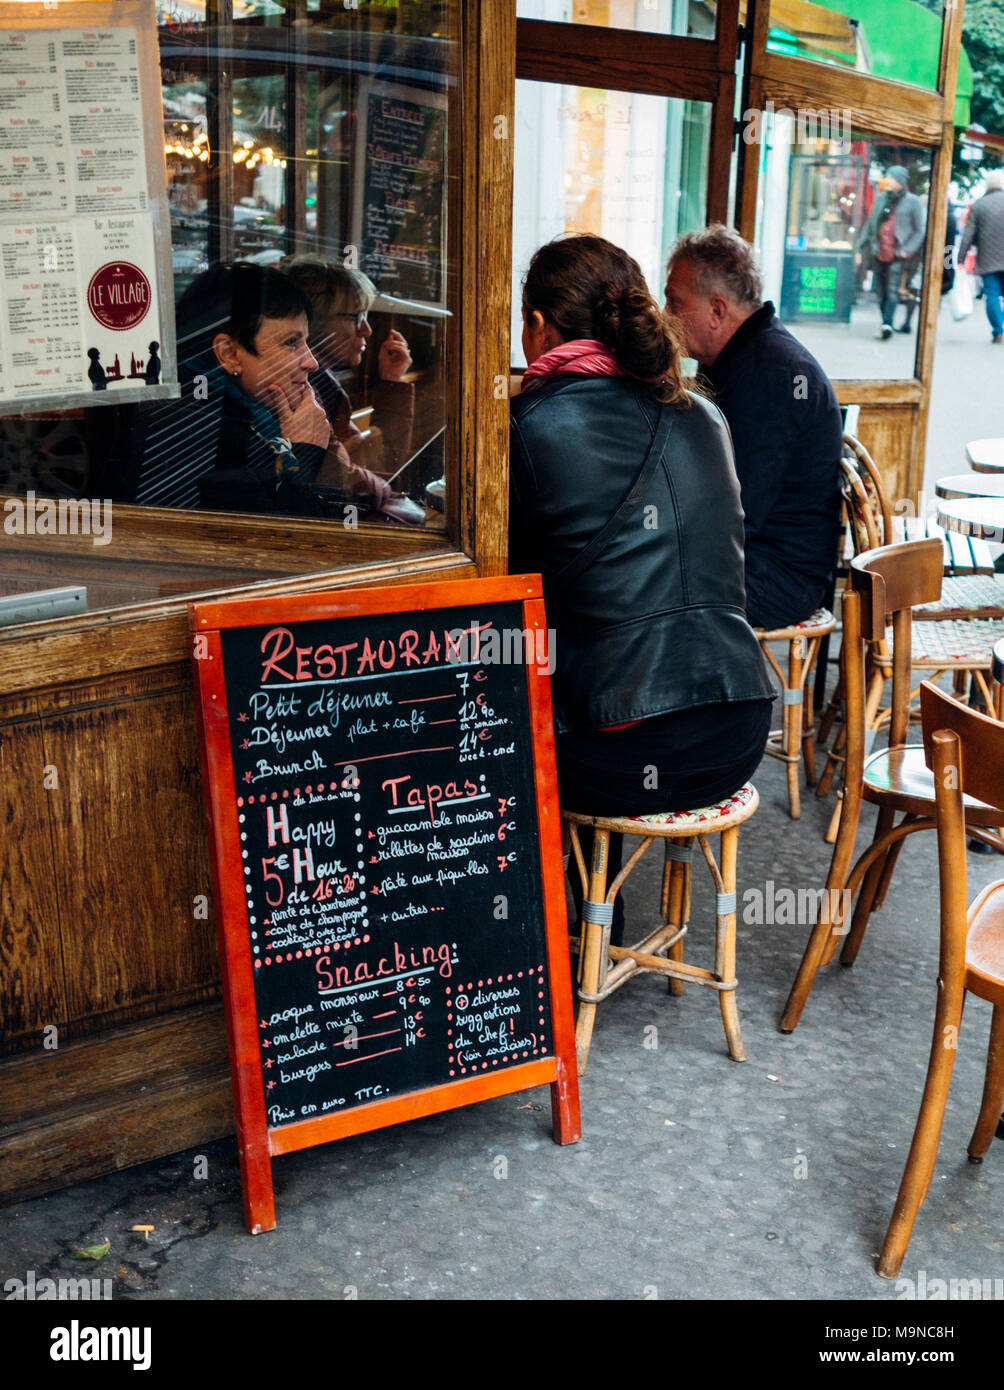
[1,0,970,1203]
[0,0,514,1202]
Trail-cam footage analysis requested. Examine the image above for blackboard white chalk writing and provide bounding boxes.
[357,83,445,304]
[191,576,579,1232]
[220,600,552,1120]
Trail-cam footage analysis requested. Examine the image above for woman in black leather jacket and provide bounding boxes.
[510,234,774,846]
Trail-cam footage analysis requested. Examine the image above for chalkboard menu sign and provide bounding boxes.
[353,80,446,305]
[190,575,580,1233]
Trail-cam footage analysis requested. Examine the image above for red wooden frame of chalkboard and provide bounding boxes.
[190,574,580,1233]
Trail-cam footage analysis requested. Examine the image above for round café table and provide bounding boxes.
[936,472,1004,501]
[937,496,1004,543]
[965,438,1004,474]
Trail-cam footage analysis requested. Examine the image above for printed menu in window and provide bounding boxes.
[0,10,173,411]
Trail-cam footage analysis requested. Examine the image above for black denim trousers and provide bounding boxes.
[559,699,773,945]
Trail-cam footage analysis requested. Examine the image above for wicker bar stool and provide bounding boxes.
[563,783,758,1074]
[755,609,836,818]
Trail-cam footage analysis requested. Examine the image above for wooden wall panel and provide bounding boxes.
[1,1005,232,1202]
[0,694,66,1044]
[40,667,218,1027]
[852,405,918,509]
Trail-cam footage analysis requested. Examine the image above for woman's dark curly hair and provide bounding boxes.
[522,234,689,407]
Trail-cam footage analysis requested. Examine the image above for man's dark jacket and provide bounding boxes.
[702,303,842,631]
[509,376,775,734]
[959,186,1004,276]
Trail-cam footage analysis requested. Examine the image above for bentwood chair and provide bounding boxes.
[563,781,759,1073]
[876,681,1004,1278]
[780,539,1004,1034]
[816,461,1004,828]
[754,610,835,819]
[815,451,889,805]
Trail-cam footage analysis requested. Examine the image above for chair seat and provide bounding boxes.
[863,745,1004,823]
[913,574,1004,621]
[754,608,836,641]
[563,782,759,836]
[965,879,1004,1004]
[910,618,1004,667]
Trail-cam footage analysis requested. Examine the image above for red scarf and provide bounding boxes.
[522,336,649,731]
[522,338,627,389]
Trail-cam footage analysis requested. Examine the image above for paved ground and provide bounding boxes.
[797,283,1003,497]
[3,687,1003,1310]
[924,290,1004,490]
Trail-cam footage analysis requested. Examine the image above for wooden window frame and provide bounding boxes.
[736,0,965,500]
[516,0,742,226]
[0,0,514,692]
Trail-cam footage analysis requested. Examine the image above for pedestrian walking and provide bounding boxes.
[959,169,1004,344]
[855,164,926,340]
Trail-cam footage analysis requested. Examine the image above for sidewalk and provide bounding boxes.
[3,729,1002,1301]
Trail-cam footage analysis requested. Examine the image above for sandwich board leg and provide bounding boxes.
[550,1058,581,1144]
[240,1131,277,1234]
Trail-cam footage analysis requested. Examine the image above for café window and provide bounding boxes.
[512,81,710,363]
[752,110,935,381]
[0,0,458,622]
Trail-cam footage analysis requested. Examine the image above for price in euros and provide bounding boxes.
[497,852,516,872]
[460,698,495,721]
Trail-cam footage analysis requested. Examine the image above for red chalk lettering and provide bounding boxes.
[262,856,285,905]
[259,627,295,682]
[357,637,378,674]
[314,645,338,678]
[382,774,412,806]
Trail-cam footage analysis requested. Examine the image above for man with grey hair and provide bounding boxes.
[665,224,842,631]
[959,169,1004,344]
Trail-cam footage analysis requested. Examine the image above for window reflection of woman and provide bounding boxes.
[175,261,333,514]
[281,257,421,522]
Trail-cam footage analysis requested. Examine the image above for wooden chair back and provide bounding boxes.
[836,586,867,811]
[843,434,893,546]
[921,680,1004,816]
[850,538,944,746]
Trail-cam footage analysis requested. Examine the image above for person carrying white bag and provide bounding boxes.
[958,170,1004,341]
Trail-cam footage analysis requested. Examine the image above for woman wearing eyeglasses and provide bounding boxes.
[282,257,421,523]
